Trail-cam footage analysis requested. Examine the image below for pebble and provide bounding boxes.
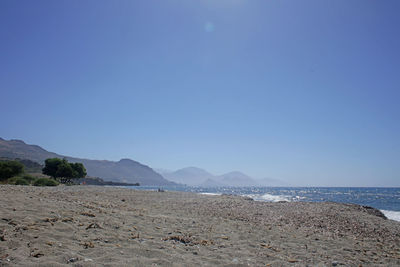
[67,257,78,263]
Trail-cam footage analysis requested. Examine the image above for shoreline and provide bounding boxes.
[1,185,399,266]
[130,185,400,222]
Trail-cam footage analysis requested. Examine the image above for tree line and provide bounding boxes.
[0,158,87,185]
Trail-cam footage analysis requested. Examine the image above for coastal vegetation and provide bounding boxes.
[0,138,170,186]
[33,177,59,186]
[0,160,58,186]
[0,160,24,181]
[42,158,87,184]
[0,157,86,186]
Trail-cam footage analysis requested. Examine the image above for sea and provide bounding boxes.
[125,186,400,222]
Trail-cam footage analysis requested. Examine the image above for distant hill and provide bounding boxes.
[161,167,214,186]
[161,166,285,187]
[0,138,173,186]
[217,171,259,187]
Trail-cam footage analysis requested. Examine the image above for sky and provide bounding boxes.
[1,0,399,186]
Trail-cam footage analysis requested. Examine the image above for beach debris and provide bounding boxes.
[287,259,298,263]
[84,258,93,262]
[260,243,280,252]
[7,220,17,226]
[86,222,102,230]
[163,235,214,246]
[220,236,229,240]
[80,241,95,249]
[67,257,79,263]
[81,212,96,217]
[0,230,5,241]
[163,235,192,244]
[131,232,140,239]
[62,217,74,222]
[198,239,214,246]
[31,251,44,258]
[43,217,58,225]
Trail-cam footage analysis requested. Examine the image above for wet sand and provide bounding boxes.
[0,185,399,266]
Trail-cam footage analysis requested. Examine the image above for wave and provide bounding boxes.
[381,210,400,222]
[245,193,292,202]
[199,192,222,196]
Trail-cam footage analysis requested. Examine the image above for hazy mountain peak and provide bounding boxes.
[218,171,258,187]
[177,167,213,176]
[221,171,249,177]
[118,158,136,164]
[163,166,214,186]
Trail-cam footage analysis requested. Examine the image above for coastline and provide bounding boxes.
[0,185,399,266]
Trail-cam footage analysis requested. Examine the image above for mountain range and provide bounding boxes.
[0,137,285,187]
[159,167,286,187]
[0,138,172,186]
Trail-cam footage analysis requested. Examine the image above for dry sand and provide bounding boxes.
[0,185,399,266]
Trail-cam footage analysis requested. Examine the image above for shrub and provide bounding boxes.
[0,161,24,181]
[14,177,30,185]
[6,176,19,184]
[21,174,36,184]
[33,178,59,187]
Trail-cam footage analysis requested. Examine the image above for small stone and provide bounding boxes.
[31,252,44,258]
[332,261,339,266]
[67,257,78,263]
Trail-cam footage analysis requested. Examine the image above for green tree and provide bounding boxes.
[56,162,75,183]
[42,158,87,184]
[0,160,24,181]
[42,158,63,178]
[71,163,87,178]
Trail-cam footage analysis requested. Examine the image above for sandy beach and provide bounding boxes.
[0,185,399,266]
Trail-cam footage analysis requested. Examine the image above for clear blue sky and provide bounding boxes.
[1,0,399,186]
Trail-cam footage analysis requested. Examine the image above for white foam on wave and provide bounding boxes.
[381,210,400,222]
[199,192,222,196]
[245,193,291,202]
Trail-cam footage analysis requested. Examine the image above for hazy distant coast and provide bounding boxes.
[0,186,399,266]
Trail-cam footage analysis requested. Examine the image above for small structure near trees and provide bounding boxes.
[42,158,87,184]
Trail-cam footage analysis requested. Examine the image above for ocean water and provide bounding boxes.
[127,186,400,222]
